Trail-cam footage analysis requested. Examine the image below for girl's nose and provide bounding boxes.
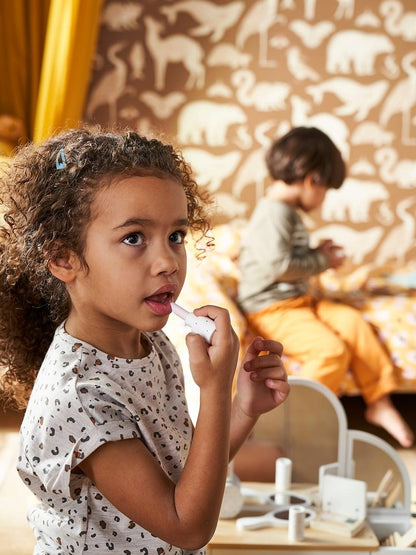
[152,244,179,275]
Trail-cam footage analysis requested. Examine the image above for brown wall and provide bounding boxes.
[84,0,416,268]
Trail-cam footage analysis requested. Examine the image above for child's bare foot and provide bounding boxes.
[365,395,414,448]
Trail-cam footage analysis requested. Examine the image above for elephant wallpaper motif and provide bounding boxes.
[84,0,416,268]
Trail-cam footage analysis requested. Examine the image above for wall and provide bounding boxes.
[83,0,416,268]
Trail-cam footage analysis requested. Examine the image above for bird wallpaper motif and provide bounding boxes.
[84,0,416,268]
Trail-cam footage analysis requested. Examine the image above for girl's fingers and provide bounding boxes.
[244,353,286,373]
[253,338,284,356]
[193,304,231,327]
[270,381,291,403]
[265,378,290,392]
[249,368,287,383]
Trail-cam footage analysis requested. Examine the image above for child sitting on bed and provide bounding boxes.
[237,126,413,448]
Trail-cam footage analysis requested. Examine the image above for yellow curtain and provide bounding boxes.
[33,0,103,142]
[0,0,50,140]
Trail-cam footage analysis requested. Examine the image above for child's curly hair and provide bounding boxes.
[0,127,212,408]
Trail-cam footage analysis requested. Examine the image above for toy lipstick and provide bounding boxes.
[170,302,216,344]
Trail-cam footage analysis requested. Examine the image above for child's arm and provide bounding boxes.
[229,337,290,460]
[316,239,345,269]
[79,305,239,551]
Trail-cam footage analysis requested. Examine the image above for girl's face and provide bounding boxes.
[65,175,188,357]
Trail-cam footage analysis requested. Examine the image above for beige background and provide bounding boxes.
[83,0,416,268]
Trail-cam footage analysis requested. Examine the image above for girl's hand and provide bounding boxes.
[235,337,290,419]
[185,305,239,390]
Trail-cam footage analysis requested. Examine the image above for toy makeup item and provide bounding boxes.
[236,506,316,531]
[275,457,292,492]
[275,457,293,505]
[240,486,311,513]
[288,505,306,541]
[170,302,216,344]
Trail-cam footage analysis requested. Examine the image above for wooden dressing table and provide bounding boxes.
[207,379,413,554]
[208,482,380,555]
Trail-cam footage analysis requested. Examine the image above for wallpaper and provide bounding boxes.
[83,0,416,268]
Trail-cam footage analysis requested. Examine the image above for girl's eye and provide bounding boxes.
[169,230,186,244]
[123,232,144,246]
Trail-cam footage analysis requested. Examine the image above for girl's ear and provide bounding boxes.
[48,250,81,283]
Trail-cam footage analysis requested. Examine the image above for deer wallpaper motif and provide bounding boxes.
[84,0,416,268]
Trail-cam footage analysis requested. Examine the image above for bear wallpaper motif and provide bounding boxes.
[84,0,416,268]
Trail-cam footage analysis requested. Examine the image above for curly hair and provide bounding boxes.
[265,126,346,189]
[0,127,212,408]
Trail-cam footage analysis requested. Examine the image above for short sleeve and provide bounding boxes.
[22,375,141,498]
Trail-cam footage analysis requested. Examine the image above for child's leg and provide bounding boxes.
[315,300,397,402]
[247,296,351,395]
[316,300,414,447]
[365,395,414,447]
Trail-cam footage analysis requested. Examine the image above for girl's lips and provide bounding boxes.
[151,284,177,296]
[145,292,173,316]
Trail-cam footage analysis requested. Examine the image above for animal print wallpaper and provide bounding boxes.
[83,0,416,268]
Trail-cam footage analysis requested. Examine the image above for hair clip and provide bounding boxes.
[56,148,66,170]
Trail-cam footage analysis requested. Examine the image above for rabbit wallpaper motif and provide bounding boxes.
[84,0,416,268]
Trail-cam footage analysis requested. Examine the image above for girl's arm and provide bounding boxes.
[79,306,239,551]
[229,337,290,460]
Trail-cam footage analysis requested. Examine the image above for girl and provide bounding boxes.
[0,128,289,554]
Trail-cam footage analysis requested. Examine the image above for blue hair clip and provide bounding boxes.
[56,148,66,170]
